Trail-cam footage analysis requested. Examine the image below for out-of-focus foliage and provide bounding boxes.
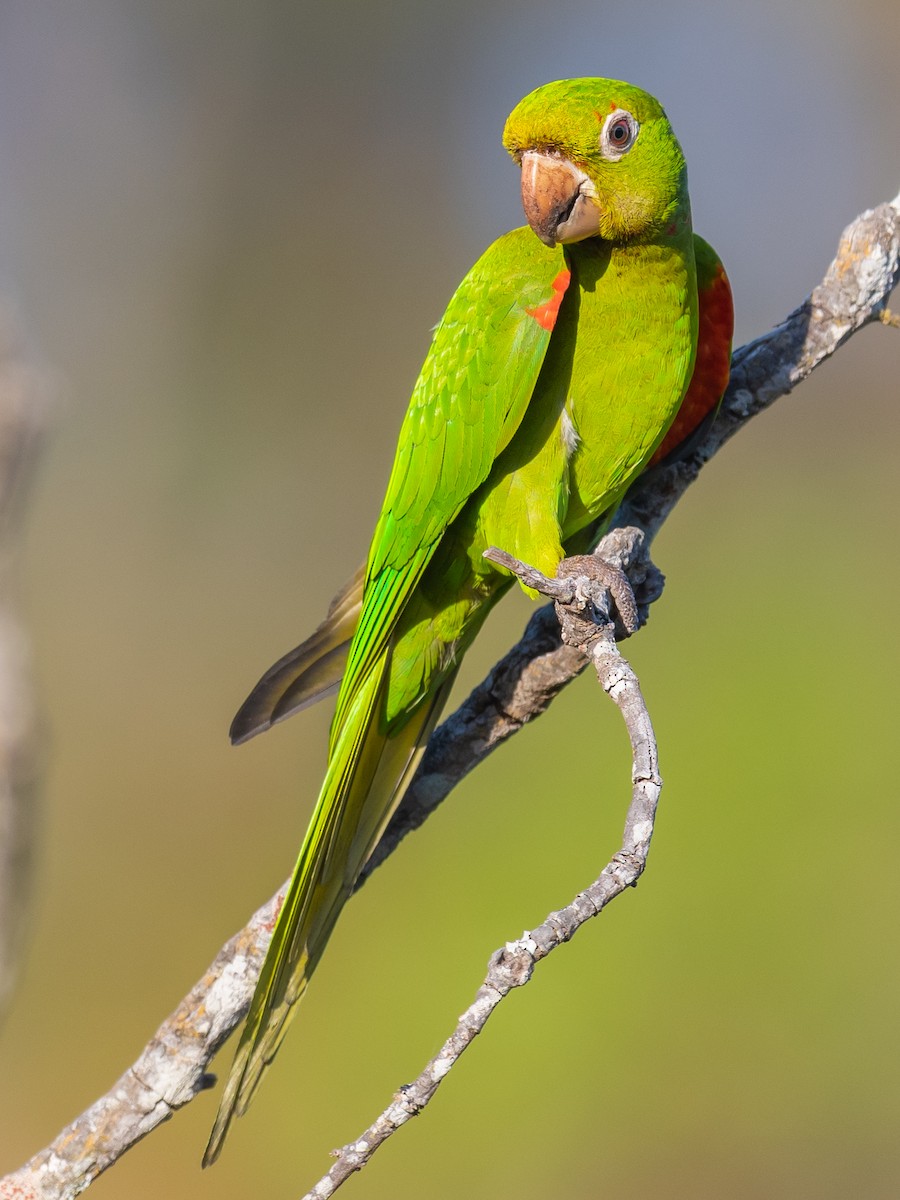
[0,3,897,1197]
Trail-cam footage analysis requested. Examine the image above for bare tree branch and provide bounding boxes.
[0,193,897,1200]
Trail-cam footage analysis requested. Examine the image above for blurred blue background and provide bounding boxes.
[0,2,897,1197]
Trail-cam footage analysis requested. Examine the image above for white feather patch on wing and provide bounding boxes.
[561,405,580,458]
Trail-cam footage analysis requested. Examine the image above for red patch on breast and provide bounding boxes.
[525,268,571,331]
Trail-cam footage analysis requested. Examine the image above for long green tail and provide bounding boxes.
[203,647,456,1165]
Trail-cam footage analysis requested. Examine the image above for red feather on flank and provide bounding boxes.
[525,268,571,331]
[651,259,733,464]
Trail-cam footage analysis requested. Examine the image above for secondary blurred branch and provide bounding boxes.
[0,193,897,1200]
[0,310,48,1024]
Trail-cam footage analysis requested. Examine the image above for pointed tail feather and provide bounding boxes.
[230,565,364,745]
[204,657,457,1166]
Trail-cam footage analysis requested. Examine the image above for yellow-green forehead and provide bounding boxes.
[504,77,667,153]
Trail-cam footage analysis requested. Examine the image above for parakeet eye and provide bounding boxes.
[600,110,639,160]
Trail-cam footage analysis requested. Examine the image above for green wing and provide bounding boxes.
[204,226,571,1165]
[335,227,571,736]
[650,234,733,465]
[227,227,572,751]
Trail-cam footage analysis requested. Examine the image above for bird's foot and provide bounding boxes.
[590,525,666,632]
[553,554,637,647]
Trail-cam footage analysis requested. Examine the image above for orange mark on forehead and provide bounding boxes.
[525,269,571,331]
[609,101,618,111]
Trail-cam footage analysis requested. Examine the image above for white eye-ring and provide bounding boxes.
[599,109,640,160]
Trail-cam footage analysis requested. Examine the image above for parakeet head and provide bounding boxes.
[503,78,689,247]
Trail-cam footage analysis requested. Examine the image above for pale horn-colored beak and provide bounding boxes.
[520,150,602,247]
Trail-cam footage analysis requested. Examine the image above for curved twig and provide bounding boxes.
[0,193,897,1200]
[302,555,660,1198]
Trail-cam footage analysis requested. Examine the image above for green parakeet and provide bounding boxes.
[204,76,732,1164]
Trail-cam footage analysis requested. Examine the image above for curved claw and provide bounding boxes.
[555,554,639,636]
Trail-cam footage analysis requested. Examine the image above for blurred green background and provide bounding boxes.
[0,2,898,1197]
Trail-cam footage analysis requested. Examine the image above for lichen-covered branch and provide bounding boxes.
[1,193,897,1200]
[0,891,283,1200]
